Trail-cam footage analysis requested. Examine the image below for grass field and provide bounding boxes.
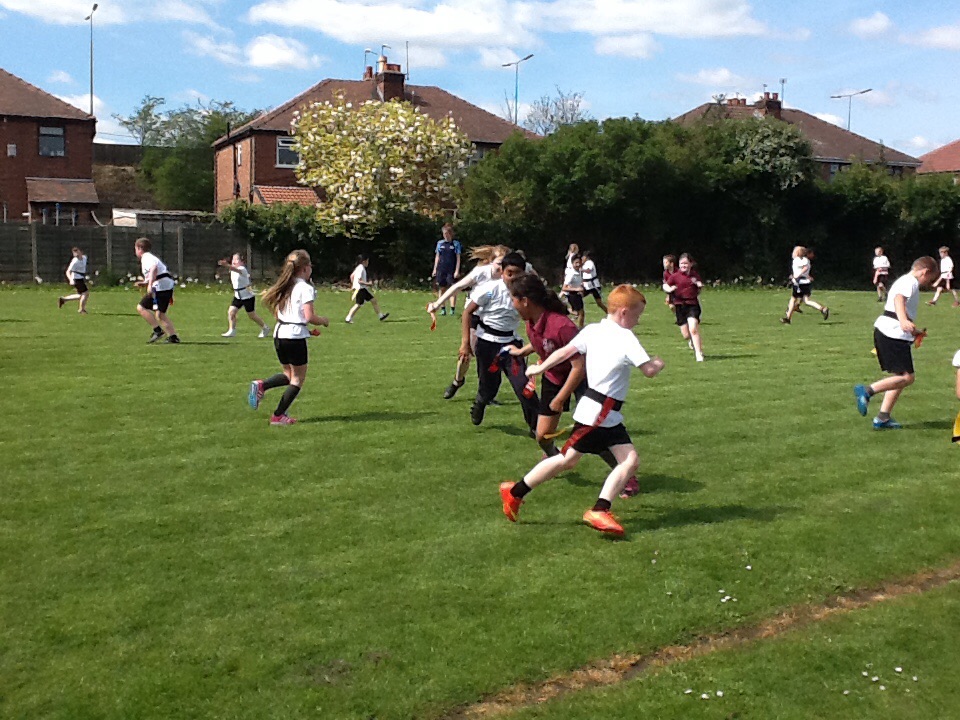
[1,283,959,719]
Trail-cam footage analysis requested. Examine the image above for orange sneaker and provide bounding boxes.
[500,481,522,522]
[583,509,624,536]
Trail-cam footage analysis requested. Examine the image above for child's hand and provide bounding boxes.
[526,363,543,377]
[507,345,525,357]
[318,316,330,327]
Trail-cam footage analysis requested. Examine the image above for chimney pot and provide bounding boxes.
[772,92,779,101]
[363,66,373,80]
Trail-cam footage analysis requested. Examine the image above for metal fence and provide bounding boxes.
[0,223,278,284]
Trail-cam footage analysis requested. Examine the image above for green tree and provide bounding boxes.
[112,94,166,145]
[293,93,474,238]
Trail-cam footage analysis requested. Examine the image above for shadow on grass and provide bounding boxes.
[489,423,534,438]
[178,341,231,346]
[640,473,703,494]
[907,419,953,430]
[0,318,31,323]
[702,354,758,361]
[300,410,434,423]
[626,503,788,532]
[95,312,138,317]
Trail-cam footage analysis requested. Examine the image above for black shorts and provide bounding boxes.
[73,279,88,294]
[231,296,256,312]
[353,287,374,305]
[674,303,702,326]
[569,422,632,455]
[470,314,480,330]
[275,337,308,367]
[568,291,584,312]
[140,289,174,313]
[584,287,602,300]
[539,376,571,417]
[792,282,812,299]
[436,269,455,287]
[874,328,914,375]
[873,271,888,286]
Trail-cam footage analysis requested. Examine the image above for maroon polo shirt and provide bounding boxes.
[665,269,702,306]
[526,309,580,386]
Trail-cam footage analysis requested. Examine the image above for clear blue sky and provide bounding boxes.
[1,0,957,157]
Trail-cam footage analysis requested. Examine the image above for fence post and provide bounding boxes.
[31,222,38,280]
[105,225,112,269]
[247,240,254,279]
[177,227,184,279]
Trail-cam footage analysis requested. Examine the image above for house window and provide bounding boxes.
[6,143,15,157]
[888,165,904,178]
[276,137,300,168]
[39,126,65,157]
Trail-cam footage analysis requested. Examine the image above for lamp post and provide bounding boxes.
[830,88,872,132]
[84,3,98,117]
[363,47,374,74]
[502,53,534,126]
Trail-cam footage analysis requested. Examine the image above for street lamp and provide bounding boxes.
[363,47,374,74]
[830,88,872,132]
[502,53,533,126]
[84,3,98,117]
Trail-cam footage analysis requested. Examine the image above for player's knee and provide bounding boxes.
[902,373,915,386]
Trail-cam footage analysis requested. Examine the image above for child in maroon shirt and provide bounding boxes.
[662,253,705,362]
[662,255,676,308]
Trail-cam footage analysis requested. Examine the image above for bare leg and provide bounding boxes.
[688,317,704,361]
[247,310,268,329]
[597,444,639,503]
[225,306,239,332]
[156,311,177,337]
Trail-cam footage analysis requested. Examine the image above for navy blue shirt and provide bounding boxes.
[435,239,461,272]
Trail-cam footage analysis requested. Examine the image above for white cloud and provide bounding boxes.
[48,70,74,84]
[477,47,527,69]
[151,0,219,28]
[904,136,935,154]
[184,30,243,64]
[407,45,448,70]
[246,34,322,70]
[54,91,130,140]
[0,0,218,26]
[814,112,845,127]
[678,67,752,88]
[595,33,660,59]
[860,88,895,107]
[850,12,892,39]
[902,24,960,51]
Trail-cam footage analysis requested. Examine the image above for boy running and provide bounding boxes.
[781,246,828,323]
[854,256,939,429]
[345,254,389,323]
[58,246,89,314]
[134,237,180,344]
[218,252,270,338]
[579,250,607,314]
[872,247,890,302]
[562,254,586,328]
[500,284,665,537]
[927,246,958,307]
[431,223,462,316]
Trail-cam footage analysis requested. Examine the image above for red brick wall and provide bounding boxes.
[252,133,298,187]
[0,117,95,221]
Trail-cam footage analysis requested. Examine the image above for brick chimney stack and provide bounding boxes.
[756,91,782,120]
[375,56,405,101]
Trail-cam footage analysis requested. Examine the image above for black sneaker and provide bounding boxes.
[488,398,503,406]
[443,379,465,399]
[821,307,830,321]
[147,330,165,343]
[470,401,486,426]
[779,317,790,324]
[379,313,390,321]
[164,335,181,344]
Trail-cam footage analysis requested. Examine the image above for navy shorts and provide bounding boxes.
[539,376,571,417]
[73,279,88,294]
[568,291,584,312]
[792,282,812,299]
[231,296,256,312]
[436,269,456,287]
[874,328,914,375]
[584,287,602,300]
[140,289,173,313]
[569,423,632,455]
[275,337,308,367]
[674,303,702,326]
[353,288,374,305]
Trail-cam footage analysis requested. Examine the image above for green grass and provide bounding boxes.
[1,283,958,719]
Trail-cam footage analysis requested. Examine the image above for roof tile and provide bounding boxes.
[918,138,960,174]
[26,177,100,204]
[253,185,321,206]
[0,68,93,121]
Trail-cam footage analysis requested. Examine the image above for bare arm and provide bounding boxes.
[431,272,476,310]
[459,300,479,359]
[639,356,665,378]
[454,251,461,279]
[894,294,916,335]
[431,252,439,277]
[551,355,585,411]
[526,342,581,377]
[508,342,533,357]
[302,301,329,328]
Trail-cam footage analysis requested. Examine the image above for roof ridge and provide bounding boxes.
[0,67,93,120]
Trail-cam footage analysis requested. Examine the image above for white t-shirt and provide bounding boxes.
[565,252,576,270]
[953,349,960,368]
[874,273,920,342]
[581,259,599,290]
[470,279,520,342]
[564,267,583,292]
[570,318,651,428]
[141,252,175,292]
[274,278,316,339]
[67,255,87,280]
[351,264,367,290]
[873,255,890,272]
[230,265,254,300]
[792,257,811,284]
[465,263,496,288]
[940,256,954,279]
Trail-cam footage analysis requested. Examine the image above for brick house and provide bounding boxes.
[674,92,920,180]
[918,139,960,182]
[0,68,99,223]
[212,57,532,212]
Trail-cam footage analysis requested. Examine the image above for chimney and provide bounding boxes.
[375,55,405,101]
[757,90,782,120]
[363,66,373,81]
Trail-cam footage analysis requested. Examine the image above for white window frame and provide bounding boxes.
[276,137,300,168]
[6,143,16,157]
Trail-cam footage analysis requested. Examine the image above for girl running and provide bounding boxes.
[662,253,705,362]
[662,255,676,308]
[248,250,329,426]
[872,246,890,302]
[345,254,389,323]
[58,247,89,314]
[218,252,270,338]
[562,254,586,328]
[427,244,510,399]
[579,250,607,314]
[780,246,829,324]
[928,246,958,307]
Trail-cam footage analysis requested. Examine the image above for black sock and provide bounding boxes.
[538,439,559,456]
[151,326,162,335]
[511,480,531,499]
[274,384,301,416]
[599,450,618,470]
[262,373,290,391]
[878,411,890,421]
[592,498,612,512]
[866,387,876,398]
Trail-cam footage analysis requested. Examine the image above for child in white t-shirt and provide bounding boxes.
[928,246,958,307]
[562,255,585,328]
[854,256,940,430]
[248,249,329,426]
[781,246,828,324]
[58,246,89,314]
[218,252,270,338]
[579,250,607,314]
[872,247,890,302]
[345,254,389,323]
[500,284,665,537]
[134,237,180,344]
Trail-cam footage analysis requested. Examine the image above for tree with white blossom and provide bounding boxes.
[292,94,474,238]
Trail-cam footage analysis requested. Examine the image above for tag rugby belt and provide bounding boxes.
[882,310,915,322]
[234,284,250,299]
[562,388,625,454]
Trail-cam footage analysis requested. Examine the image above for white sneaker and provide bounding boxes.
[345,317,354,324]
[258,326,271,338]
[687,339,694,350]
[221,329,236,337]
[696,354,704,362]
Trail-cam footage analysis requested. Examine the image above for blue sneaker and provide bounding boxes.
[854,384,870,416]
[248,380,264,410]
[872,417,902,430]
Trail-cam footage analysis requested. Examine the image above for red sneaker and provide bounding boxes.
[583,509,624,536]
[499,481,522,522]
[269,414,297,426]
[619,476,640,498]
